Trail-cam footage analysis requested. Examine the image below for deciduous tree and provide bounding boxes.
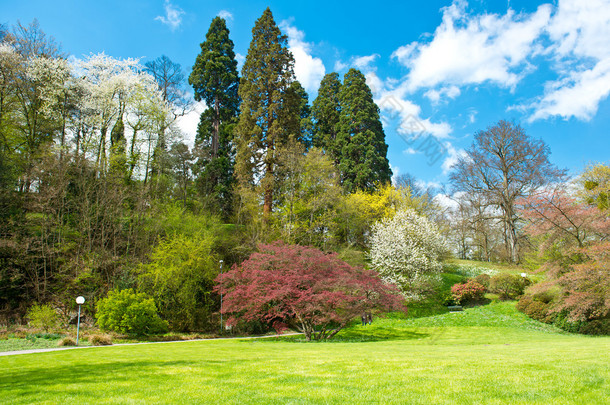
[216,242,405,340]
[450,120,563,263]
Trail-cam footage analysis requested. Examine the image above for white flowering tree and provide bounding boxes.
[369,208,447,297]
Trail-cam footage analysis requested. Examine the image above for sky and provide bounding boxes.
[2,0,610,190]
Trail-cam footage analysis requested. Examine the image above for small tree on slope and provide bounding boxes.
[216,242,405,341]
[369,209,447,298]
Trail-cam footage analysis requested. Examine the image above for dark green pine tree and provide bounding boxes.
[311,72,341,164]
[234,8,298,217]
[189,16,239,218]
[282,80,312,149]
[337,68,392,193]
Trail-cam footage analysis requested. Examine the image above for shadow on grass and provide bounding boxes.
[265,326,428,343]
[0,359,195,398]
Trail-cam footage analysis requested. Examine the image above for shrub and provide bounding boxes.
[58,337,76,346]
[217,242,405,341]
[578,319,610,336]
[473,274,491,291]
[369,209,447,297]
[95,289,168,336]
[90,334,113,346]
[489,274,531,299]
[26,304,59,332]
[451,280,485,304]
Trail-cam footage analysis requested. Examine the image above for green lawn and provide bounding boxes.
[1,302,608,404]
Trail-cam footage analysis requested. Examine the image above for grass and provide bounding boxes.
[1,301,609,404]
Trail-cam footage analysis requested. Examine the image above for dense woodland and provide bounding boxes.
[0,9,608,335]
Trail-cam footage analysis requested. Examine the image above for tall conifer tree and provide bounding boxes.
[312,72,341,164]
[189,17,239,218]
[337,68,391,192]
[234,8,298,217]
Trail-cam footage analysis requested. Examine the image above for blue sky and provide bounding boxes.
[2,0,610,189]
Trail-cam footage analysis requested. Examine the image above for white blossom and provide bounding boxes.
[369,208,448,297]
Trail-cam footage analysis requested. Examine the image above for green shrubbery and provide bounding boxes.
[26,304,60,332]
[489,274,531,299]
[95,289,168,336]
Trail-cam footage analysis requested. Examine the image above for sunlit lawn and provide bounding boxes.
[1,302,608,404]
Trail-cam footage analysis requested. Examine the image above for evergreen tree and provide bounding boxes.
[282,80,312,149]
[189,16,239,218]
[337,68,391,192]
[234,8,298,217]
[312,72,341,164]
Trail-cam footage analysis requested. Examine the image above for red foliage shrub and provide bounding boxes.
[451,280,485,304]
[215,242,405,341]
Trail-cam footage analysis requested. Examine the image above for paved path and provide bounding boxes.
[0,332,302,357]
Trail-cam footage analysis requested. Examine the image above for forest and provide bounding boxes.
[0,8,608,336]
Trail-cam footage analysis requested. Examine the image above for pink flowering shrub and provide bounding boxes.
[451,280,486,304]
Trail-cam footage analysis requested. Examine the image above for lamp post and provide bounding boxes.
[219,260,224,335]
[75,296,85,346]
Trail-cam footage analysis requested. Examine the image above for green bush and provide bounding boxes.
[95,289,168,336]
[473,274,491,291]
[26,304,59,332]
[578,319,610,335]
[489,274,531,299]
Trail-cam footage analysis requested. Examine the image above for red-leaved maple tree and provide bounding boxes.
[215,242,405,340]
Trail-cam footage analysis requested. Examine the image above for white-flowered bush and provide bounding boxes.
[369,209,448,297]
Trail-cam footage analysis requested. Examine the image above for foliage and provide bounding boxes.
[451,280,486,304]
[138,228,219,332]
[519,185,610,251]
[311,72,341,158]
[336,68,391,192]
[189,16,239,219]
[26,304,59,332]
[234,8,300,217]
[489,274,531,299]
[580,163,610,210]
[216,242,405,341]
[95,289,168,336]
[473,273,491,290]
[369,209,447,297]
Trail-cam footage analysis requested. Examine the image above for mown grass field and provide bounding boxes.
[1,301,608,404]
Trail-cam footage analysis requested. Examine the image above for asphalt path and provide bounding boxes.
[0,332,302,357]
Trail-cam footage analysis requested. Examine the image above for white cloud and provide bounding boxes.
[235,52,245,71]
[393,0,551,91]
[376,89,453,140]
[176,101,206,147]
[527,0,610,121]
[403,147,420,155]
[424,85,461,104]
[441,142,467,175]
[529,59,610,121]
[280,21,326,95]
[217,10,233,21]
[155,0,185,31]
[433,193,460,210]
[352,54,379,71]
[334,60,348,72]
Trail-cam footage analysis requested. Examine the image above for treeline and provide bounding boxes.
[0,10,406,330]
